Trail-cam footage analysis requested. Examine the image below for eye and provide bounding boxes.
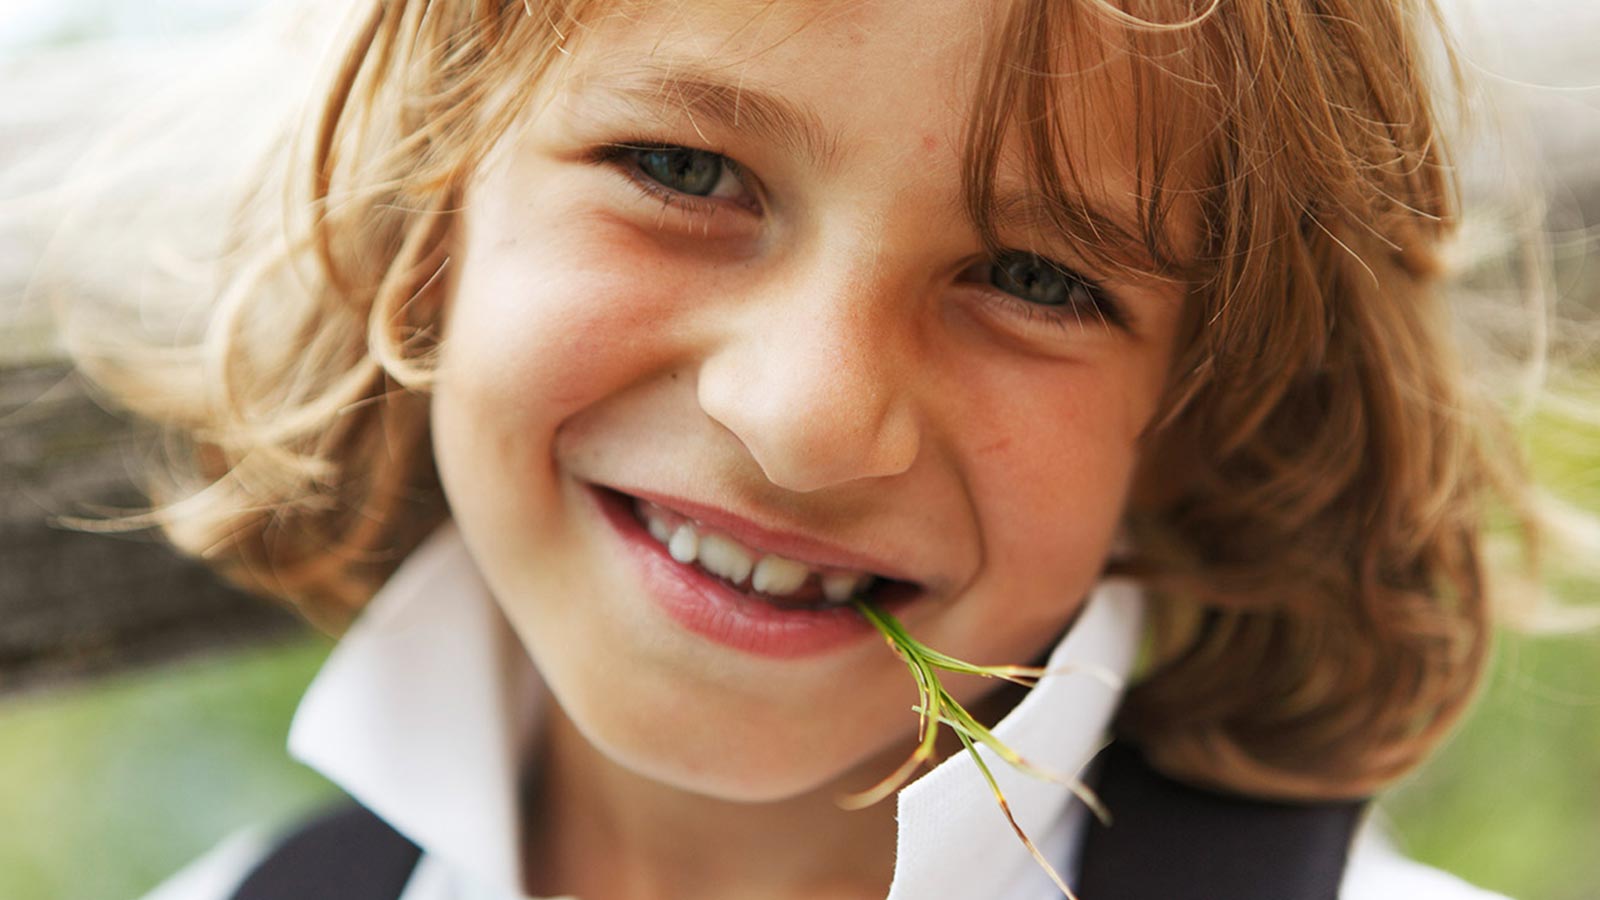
[592,142,757,215]
[635,146,725,196]
[981,251,1129,331]
[588,141,761,222]
[992,252,1093,308]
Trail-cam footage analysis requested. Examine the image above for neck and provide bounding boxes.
[521,703,907,900]
[521,680,1032,900]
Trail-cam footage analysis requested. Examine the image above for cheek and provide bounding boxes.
[995,428,1135,575]
[438,213,688,427]
[430,210,692,549]
[952,361,1154,605]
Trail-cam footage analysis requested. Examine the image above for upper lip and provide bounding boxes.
[601,484,926,587]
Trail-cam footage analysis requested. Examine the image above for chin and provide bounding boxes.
[558,677,902,805]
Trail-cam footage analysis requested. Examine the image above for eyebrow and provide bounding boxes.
[576,62,841,173]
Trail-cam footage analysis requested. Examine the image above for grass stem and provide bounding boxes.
[843,600,1107,899]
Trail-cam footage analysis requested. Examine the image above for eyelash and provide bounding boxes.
[972,256,1130,334]
[588,141,1131,334]
[975,285,1126,336]
[589,141,755,222]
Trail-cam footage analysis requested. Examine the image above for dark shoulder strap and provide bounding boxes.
[1076,742,1367,900]
[228,745,1362,900]
[230,803,422,900]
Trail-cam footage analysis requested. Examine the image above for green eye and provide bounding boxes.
[987,251,1128,330]
[635,146,725,197]
[993,252,1092,307]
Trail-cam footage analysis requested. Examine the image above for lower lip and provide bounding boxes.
[587,484,918,659]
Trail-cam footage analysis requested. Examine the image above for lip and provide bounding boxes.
[611,485,926,586]
[586,483,922,659]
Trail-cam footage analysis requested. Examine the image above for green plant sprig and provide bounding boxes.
[845,599,1113,900]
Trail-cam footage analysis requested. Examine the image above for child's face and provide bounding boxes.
[432,0,1184,802]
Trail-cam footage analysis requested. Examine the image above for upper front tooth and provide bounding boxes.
[668,524,699,564]
[698,533,755,584]
[822,572,873,603]
[640,499,885,597]
[751,555,810,595]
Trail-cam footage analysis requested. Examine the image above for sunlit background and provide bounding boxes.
[1,2,1596,899]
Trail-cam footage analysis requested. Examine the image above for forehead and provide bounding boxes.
[585,0,988,73]
[563,0,987,145]
[553,0,1193,263]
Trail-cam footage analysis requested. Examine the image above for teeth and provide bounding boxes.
[751,555,810,595]
[635,498,883,602]
[822,572,874,603]
[667,524,699,564]
[697,533,755,584]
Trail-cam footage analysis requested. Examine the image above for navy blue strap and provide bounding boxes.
[230,803,421,900]
[1076,742,1367,900]
[231,742,1365,899]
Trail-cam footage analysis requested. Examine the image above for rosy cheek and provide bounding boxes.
[952,363,1144,571]
[446,212,690,414]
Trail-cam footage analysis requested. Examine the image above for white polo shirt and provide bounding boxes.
[141,523,1511,900]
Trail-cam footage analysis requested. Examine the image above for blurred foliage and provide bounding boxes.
[1384,393,1600,900]
[0,638,337,900]
[1387,628,1600,900]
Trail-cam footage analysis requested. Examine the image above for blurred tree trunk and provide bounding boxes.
[0,361,299,694]
[0,15,339,693]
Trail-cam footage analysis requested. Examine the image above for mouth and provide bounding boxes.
[625,492,921,611]
[586,483,925,657]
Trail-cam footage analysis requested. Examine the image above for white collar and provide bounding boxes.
[288,522,1144,899]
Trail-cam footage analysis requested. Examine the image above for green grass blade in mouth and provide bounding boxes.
[951,726,1080,900]
[842,599,1110,897]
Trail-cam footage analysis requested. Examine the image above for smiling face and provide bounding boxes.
[431,0,1187,803]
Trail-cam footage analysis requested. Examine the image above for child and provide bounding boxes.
[64,1,1558,898]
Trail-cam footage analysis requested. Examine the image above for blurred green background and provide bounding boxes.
[1377,403,1600,900]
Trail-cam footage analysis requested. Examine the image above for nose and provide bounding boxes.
[696,272,922,493]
